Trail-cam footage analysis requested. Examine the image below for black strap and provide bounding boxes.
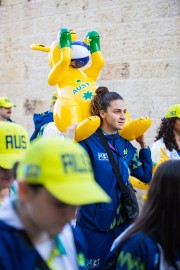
[96,129,129,195]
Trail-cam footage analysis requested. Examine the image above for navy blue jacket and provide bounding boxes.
[0,221,87,270]
[30,110,53,141]
[116,232,180,270]
[77,132,152,232]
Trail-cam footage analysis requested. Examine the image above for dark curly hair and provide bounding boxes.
[155,117,179,151]
[90,86,123,116]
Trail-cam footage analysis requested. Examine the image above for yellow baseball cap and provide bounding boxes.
[0,97,16,108]
[17,137,111,205]
[165,104,180,119]
[0,122,30,169]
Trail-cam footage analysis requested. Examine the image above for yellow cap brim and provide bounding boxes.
[45,180,111,205]
[0,153,24,169]
[3,103,16,108]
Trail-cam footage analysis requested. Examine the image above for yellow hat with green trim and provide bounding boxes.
[165,104,180,119]
[0,97,16,108]
[0,122,30,169]
[17,137,111,205]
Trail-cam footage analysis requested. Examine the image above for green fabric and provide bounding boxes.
[11,183,17,195]
[55,236,66,255]
[45,236,66,270]
[118,251,145,270]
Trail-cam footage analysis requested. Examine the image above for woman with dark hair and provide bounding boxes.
[113,159,180,270]
[76,86,152,269]
[151,104,180,169]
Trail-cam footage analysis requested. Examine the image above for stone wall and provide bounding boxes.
[0,0,180,146]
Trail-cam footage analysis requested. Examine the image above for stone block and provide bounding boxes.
[153,0,180,17]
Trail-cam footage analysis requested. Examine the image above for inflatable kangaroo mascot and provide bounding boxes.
[31,28,151,142]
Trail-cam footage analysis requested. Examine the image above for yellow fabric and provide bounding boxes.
[142,148,170,201]
[142,193,148,201]
[153,148,170,174]
[46,247,59,270]
[46,237,66,270]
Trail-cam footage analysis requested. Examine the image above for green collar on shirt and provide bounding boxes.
[55,235,67,255]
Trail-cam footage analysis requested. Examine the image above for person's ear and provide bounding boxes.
[18,182,30,203]
[100,110,106,119]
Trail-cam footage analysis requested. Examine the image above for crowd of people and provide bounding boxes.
[0,91,179,270]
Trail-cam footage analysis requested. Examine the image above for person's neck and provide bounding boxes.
[0,117,8,121]
[100,124,117,135]
[0,188,10,201]
[14,201,51,244]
